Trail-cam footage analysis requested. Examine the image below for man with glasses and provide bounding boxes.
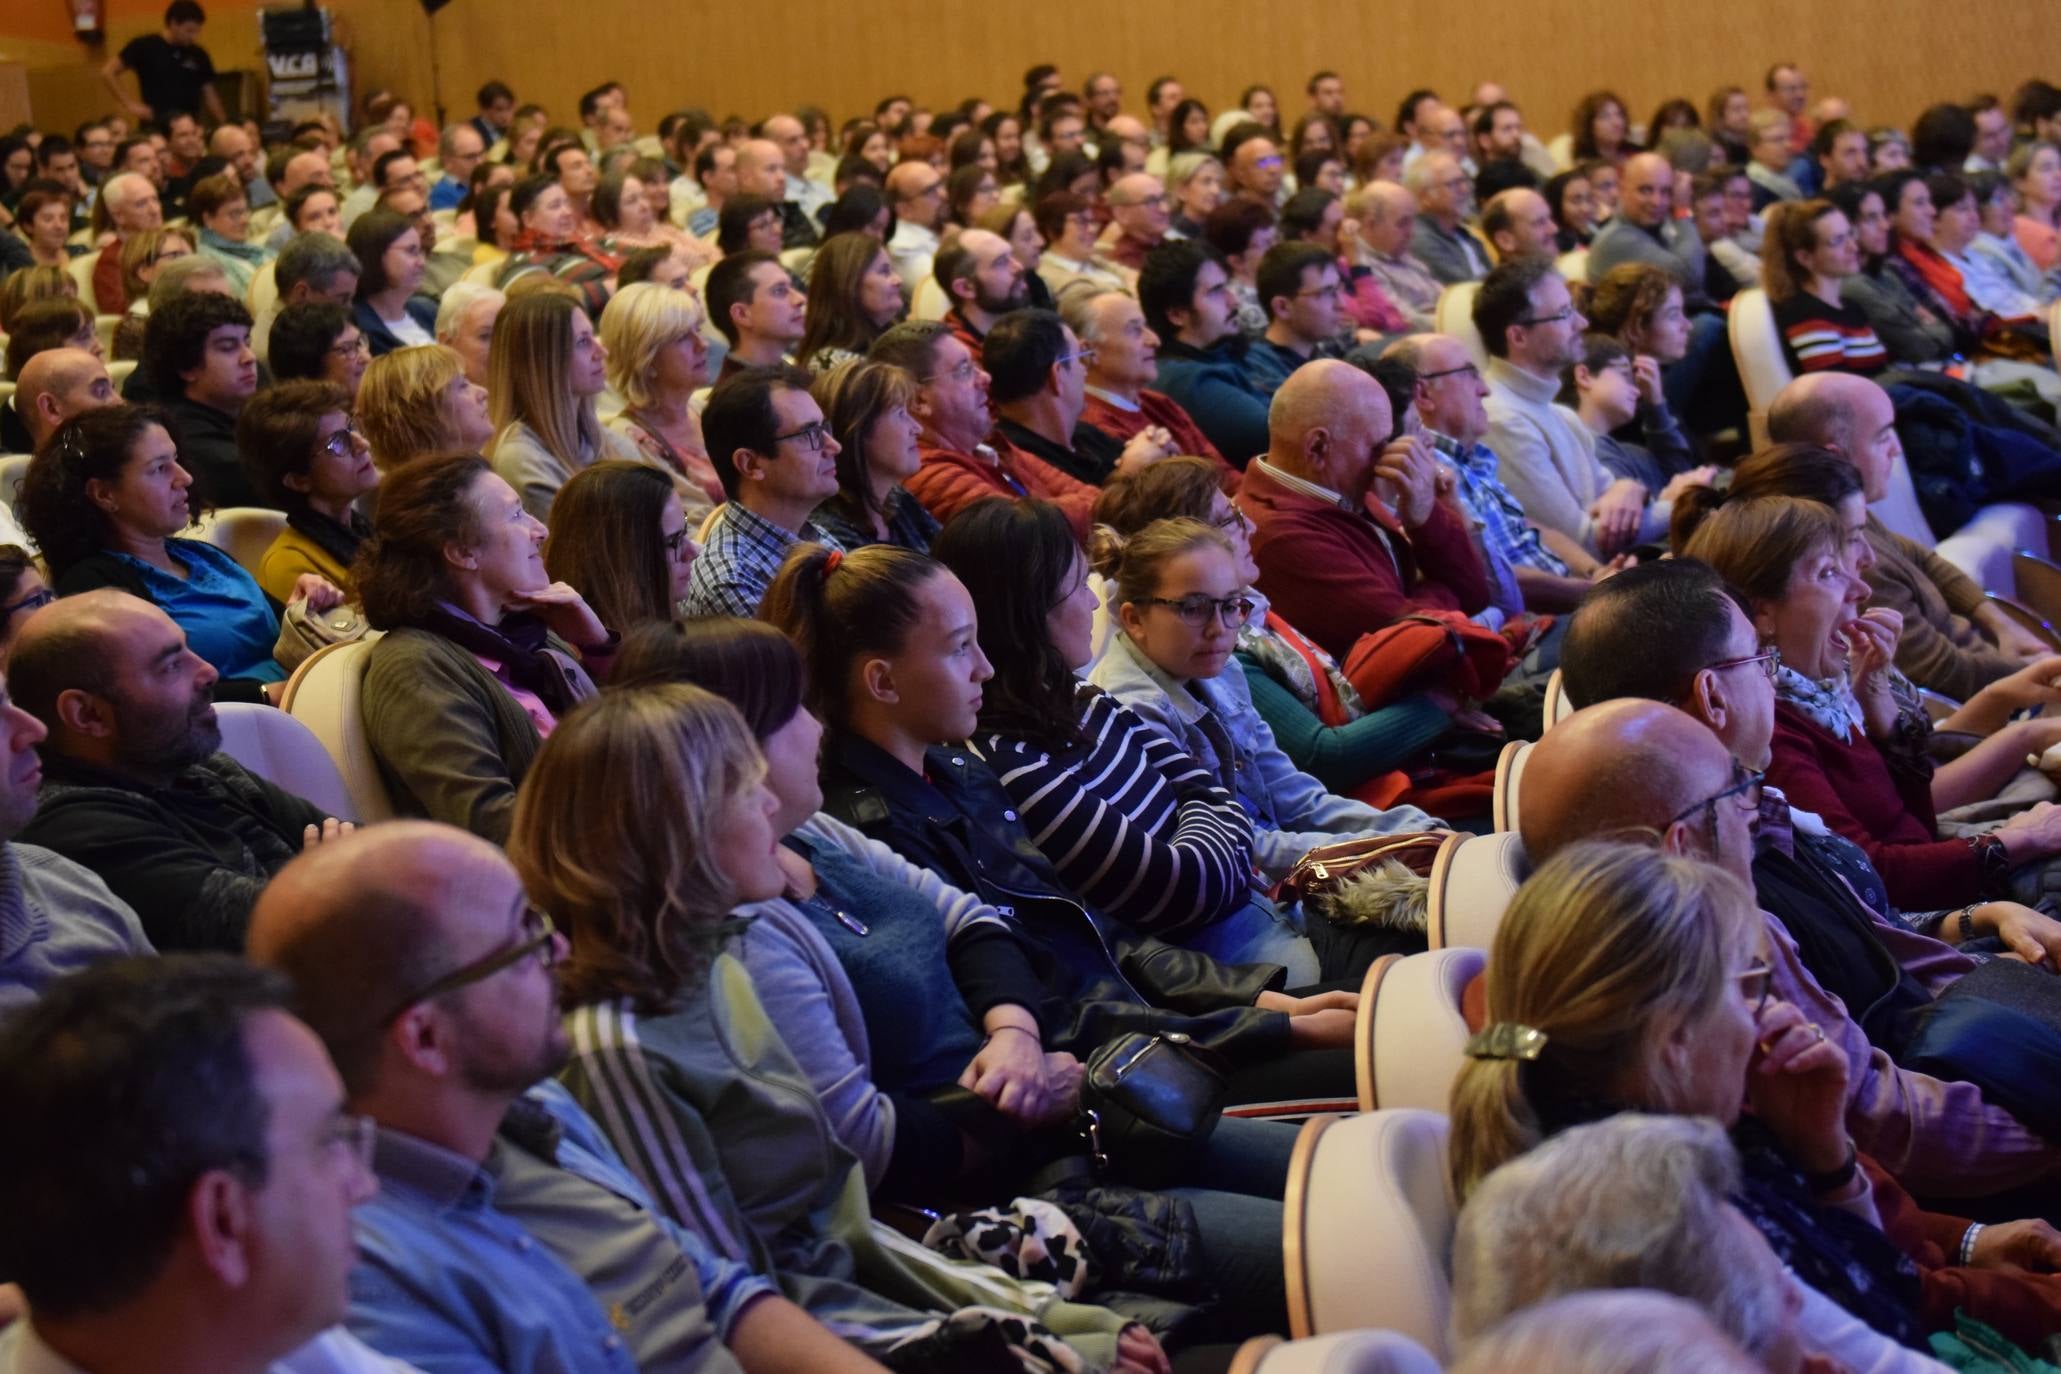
[0,955,392,1374]
[1476,257,1656,561]
[1222,126,1286,209]
[1243,242,1346,398]
[1403,152,1490,285]
[871,320,1099,539]
[11,591,351,953]
[75,120,117,186]
[1546,567,2061,1196]
[1384,333,1611,613]
[685,364,844,619]
[886,160,946,295]
[245,822,887,1374]
[1103,172,1172,271]
[985,308,1172,486]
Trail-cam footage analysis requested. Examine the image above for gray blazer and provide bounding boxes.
[1588,216,1710,308]
[1410,218,1491,286]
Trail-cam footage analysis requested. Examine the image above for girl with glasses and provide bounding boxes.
[1089,516,1439,970]
[542,459,696,632]
[235,379,378,603]
[0,546,51,670]
[933,498,1320,982]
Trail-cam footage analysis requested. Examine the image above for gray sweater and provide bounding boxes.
[0,841,153,1019]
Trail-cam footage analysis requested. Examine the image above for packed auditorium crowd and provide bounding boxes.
[4,4,2061,1368]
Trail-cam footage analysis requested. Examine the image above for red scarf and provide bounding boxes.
[1895,238,1978,326]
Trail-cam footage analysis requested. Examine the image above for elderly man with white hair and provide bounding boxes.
[434,282,505,387]
[1347,181,1442,330]
[1452,1114,1952,1374]
[1103,172,1171,271]
[89,171,163,313]
[1404,152,1490,285]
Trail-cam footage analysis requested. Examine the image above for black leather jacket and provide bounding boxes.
[821,732,1291,1065]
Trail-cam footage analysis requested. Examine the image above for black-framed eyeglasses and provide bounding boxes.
[379,907,560,1027]
[662,526,695,555]
[1737,958,1773,1016]
[1139,592,1256,628]
[1667,760,1766,827]
[1210,506,1251,534]
[1707,646,1781,682]
[1417,362,1481,384]
[1518,305,1577,327]
[771,420,832,452]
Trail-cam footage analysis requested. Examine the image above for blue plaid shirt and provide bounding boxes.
[1429,432,1570,580]
[683,502,840,619]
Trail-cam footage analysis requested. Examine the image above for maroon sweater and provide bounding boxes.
[1766,702,1983,910]
[1236,460,1491,660]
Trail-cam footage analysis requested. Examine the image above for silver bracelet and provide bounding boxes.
[1960,1222,1986,1267]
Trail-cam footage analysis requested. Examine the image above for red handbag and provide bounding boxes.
[1341,611,1513,711]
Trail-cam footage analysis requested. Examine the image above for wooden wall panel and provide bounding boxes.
[9,0,2060,143]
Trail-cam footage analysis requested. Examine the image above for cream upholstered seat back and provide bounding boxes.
[281,637,394,823]
[212,702,359,822]
[1725,288,1792,448]
[1285,1109,1457,1359]
[1426,829,1528,951]
[190,506,288,579]
[1435,281,1486,370]
[1228,1330,1441,1374]
[1354,947,1485,1113]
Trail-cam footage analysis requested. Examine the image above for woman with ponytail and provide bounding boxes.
[1449,841,1941,1364]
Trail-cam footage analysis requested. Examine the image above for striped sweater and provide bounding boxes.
[972,686,1258,939]
[1773,293,1890,375]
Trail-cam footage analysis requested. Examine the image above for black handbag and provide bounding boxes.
[1077,1031,1229,1188]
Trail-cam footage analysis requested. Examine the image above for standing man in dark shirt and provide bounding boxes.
[101,1,226,126]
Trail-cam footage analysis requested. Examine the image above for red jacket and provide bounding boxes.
[1236,460,1490,659]
[92,242,127,314]
[1081,389,1240,493]
[1766,704,1983,911]
[907,433,1099,541]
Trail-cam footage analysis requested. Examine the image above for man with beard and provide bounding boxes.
[934,228,1028,358]
[9,591,348,953]
[245,822,888,1374]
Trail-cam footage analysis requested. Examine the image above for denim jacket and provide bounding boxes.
[347,1080,772,1374]
[1089,630,1441,880]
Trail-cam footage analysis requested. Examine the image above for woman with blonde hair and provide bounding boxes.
[1446,839,2061,1364]
[356,343,495,470]
[489,290,640,521]
[515,680,1167,1372]
[806,358,937,551]
[597,281,722,518]
[795,232,906,374]
[0,265,76,336]
[433,281,503,387]
[542,460,695,632]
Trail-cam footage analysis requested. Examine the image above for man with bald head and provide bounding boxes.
[1768,372,2050,679]
[1587,151,1710,308]
[208,122,271,208]
[10,590,343,953]
[884,159,946,296]
[933,228,1027,356]
[1408,104,1473,176]
[89,171,164,313]
[1222,126,1286,208]
[247,823,888,1373]
[1103,172,1170,271]
[1404,152,1490,285]
[735,137,818,250]
[759,112,831,224]
[1480,187,1559,263]
[1522,689,2061,1195]
[1346,181,1441,330]
[1235,359,1491,658]
[3,347,118,458]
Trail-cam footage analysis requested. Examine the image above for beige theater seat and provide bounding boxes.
[190,506,288,579]
[1284,1108,1456,1359]
[1228,1331,1440,1374]
[909,275,951,323]
[1541,667,1574,725]
[1555,247,1589,283]
[281,638,395,823]
[212,702,359,822]
[1434,281,1486,370]
[0,455,27,505]
[1425,829,1527,951]
[1725,287,1791,448]
[1489,739,1531,833]
[1354,947,1484,1112]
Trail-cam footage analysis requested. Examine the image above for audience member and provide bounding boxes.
[236,379,376,601]
[597,280,724,518]
[871,319,1098,536]
[806,357,940,551]
[1350,180,1442,329]
[432,279,503,386]
[543,459,695,631]
[986,307,1172,485]
[933,227,1030,355]
[10,589,343,949]
[1139,238,1274,463]
[356,342,495,469]
[1404,153,1490,284]
[794,231,905,371]
[1451,1292,1762,1374]
[489,290,641,521]
[683,364,840,617]
[884,159,946,294]
[244,821,887,1374]
[705,249,808,377]
[495,173,618,316]
[356,453,614,842]
[0,955,385,1374]
[1588,152,1710,309]
[266,301,368,394]
[1059,283,1236,484]
[139,288,260,506]
[1242,241,1345,395]
[346,207,437,356]
[4,346,116,459]
[187,172,264,299]
[1201,196,1278,334]
[1033,190,1131,296]
[1563,326,1710,501]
